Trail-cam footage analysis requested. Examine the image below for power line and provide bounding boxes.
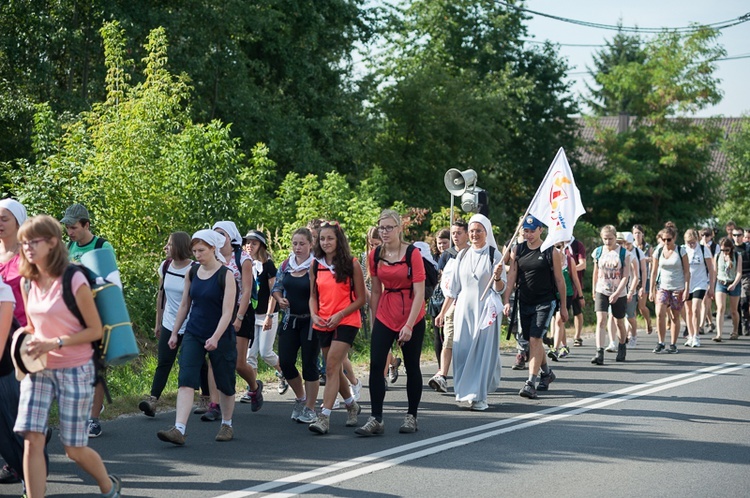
[497,1,750,33]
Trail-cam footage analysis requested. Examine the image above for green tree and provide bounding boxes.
[583,28,646,115]
[716,118,750,228]
[580,27,725,231]
[369,0,578,232]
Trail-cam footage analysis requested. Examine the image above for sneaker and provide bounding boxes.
[692,336,701,348]
[653,343,666,354]
[215,423,233,442]
[547,348,559,362]
[519,381,538,399]
[384,377,390,391]
[322,397,343,410]
[682,326,689,338]
[138,395,157,417]
[157,426,185,445]
[591,348,604,365]
[668,344,678,354]
[200,403,221,422]
[193,395,210,414]
[350,379,363,401]
[88,419,102,438]
[573,338,583,347]
[309,414,330,435]
[276,371,289,395]
[399,414,418,433]
[388,358,402,383]
[355,416,384,436]
[537,370,556,391]
[709,323,716,335]
[319,373,327,386]
[291,399,305,422]
[542,334,554,347]
[105,474,122,498]
[246,380,264,412]
[698,326,705,335]
[605,341,617,353]
[345,401,361,427]
[628,336,638,348]
[470,400,489,411]
[512,352,526,370]
[0,464,20,484]
[428,374,448,393]
[297,406,317,424]
[558,346,570,358]
[684,337,693,347]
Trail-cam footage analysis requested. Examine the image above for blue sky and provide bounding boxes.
[523,0,749,117]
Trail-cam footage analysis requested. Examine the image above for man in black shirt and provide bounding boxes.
[504,216,567,399]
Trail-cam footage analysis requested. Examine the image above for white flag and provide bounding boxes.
[478,292,504,332]
[528,148,585,252]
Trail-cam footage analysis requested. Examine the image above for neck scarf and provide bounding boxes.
[286,253,314,273]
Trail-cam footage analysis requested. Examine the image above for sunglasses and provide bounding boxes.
[320,220,340,229]
[733,232,743,236]
[663,238,672,242]
[722,249,732,253]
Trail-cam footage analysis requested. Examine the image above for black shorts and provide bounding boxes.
[315,325,359,348]
[235,312,255,341]
[178,330,237,396]
[689,289,707,300]
[519,301,556,340]
[571,296,583,316]
[595,293,627,319]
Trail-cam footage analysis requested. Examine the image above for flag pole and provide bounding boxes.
[479,147,565,301]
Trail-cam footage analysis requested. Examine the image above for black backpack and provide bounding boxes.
[67,236,107,251]
[373,244,438,300]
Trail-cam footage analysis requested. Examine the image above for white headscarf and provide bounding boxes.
[468,214,498,250]
[212,221,243,247]
[0,199,27,226]
[192,229,227,263]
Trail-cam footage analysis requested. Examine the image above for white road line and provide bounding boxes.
[214,362,746,498]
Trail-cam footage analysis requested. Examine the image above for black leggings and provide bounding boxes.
[369,318,425,418]
[278,316,320,382]
[151,326,209,398]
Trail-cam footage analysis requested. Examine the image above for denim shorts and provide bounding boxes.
[15,361,95,447]
[716,281,741,297]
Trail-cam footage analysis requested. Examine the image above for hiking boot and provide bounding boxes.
[200,403,221,422]
[88,419,102,438]
[615,342,627,362]
[345,401,361,427]
[291,399,305,421]
[105,474,122,498]
[276,371,289,395]
[157,426,185,445]
[547,348,559,362]
[215,424,233,442]
[399,414,418,433]
[668,344,679,354]
[512,352,526,370]
[537,370,556,391]
[519,381,538,399]
[388,357,402,383]
[193,395,210,414]
[309,414,330,434]
[355,416,385,436]
[428,374,448,393]
[139,395,157,417]
[653,343,666,353]
[297,406,317,424]
[605,341,617,353]
[242,380,264,412]
[591,348,604,365]
[0,464,20,484]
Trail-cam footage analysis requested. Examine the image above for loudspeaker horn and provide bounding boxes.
[443,169,477,196]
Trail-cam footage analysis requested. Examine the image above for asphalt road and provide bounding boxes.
[5,330,749,498]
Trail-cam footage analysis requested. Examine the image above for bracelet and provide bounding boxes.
[57,337,64,349]
[493,276,502,282]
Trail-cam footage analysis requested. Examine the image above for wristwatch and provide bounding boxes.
[57,337,64,349]
[237,314,244,321]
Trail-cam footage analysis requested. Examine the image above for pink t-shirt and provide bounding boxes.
[0,253,26,326]
[370,247,426,331]
[26,271,93,369]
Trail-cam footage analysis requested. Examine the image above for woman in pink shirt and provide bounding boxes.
[14,215,121,498]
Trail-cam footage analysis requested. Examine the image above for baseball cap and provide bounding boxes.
[622,231,635,244]
[60,203,90,225]
[522,215,543,230]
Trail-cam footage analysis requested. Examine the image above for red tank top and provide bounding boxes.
[314,259,361,332]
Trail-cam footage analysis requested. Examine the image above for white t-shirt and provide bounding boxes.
[160,261,192,333]
[594,246,625,296]
[0,275,14,304]
[685,244,710,292]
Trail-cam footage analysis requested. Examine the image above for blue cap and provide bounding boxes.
[522,215,543,230]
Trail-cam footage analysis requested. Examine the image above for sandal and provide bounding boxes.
[712,336,722,342]
[573,338,583,347]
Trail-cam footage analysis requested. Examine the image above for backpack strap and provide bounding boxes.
[94,237,106,250]
[700,245,709,276]
[593,246,603,264]
[234,247,243,274]
[372,246,381,277]
[62,264,89,328]
[488,246,496,266]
